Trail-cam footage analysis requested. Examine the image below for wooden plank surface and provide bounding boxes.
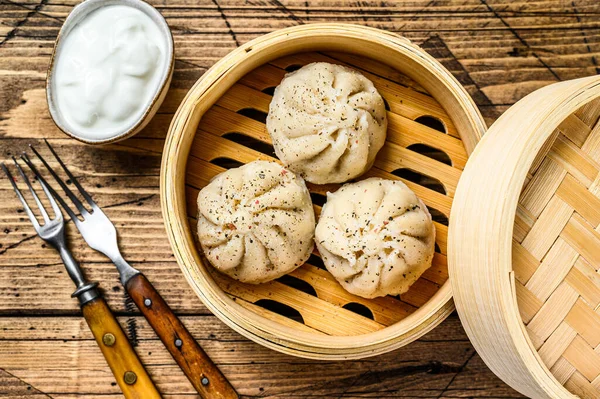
[1,0,599,397]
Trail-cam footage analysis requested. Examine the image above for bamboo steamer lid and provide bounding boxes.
[449,75,600,398]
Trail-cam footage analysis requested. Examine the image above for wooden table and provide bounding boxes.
[1,1,598,397]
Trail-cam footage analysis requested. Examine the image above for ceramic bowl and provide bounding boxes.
[46,0,174,145]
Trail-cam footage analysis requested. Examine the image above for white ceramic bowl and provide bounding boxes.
[46,0,174,145]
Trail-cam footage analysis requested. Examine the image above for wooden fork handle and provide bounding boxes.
[82,297,162,399]
[126,273,238,399]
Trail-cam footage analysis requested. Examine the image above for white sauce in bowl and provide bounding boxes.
[53,5,167,140]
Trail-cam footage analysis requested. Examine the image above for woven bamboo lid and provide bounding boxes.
[449,76,600,398]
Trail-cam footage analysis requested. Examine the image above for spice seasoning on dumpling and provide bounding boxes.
[315,178,435,298]
[197,161,315,284]
[266,62,387,184]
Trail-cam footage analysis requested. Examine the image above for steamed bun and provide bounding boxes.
[197,161,315,283]
[266,62,387,184]
[315,178,435,298]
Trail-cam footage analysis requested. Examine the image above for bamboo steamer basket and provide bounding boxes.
[161,23,485,359]
[449,76,600,398]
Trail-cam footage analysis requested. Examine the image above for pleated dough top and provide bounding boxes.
[316,178,435,298]
[266,62,387,184]
[197,161,315,283]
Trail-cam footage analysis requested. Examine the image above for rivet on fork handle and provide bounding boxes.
[126,273,239,399]
[82,296,162,399]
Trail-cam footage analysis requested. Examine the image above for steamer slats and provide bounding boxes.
[324,51,428,95]
[399,278,440,308]
[387,113,468,169]
[166,25,484,359]
[210,270,385,335]
[267,53,458,138]
[186,51,463,334]
[289,265,416,325]
[216,84,272,112]
[374,142,461,196]
[202,106,271,142]
[235,298,326,335]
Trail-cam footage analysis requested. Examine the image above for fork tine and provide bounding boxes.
[37,173,63,220]
[22,157,63,220]
[20,153,80,223]
[1,162,40,230]
[43,140,96,208]
[12,156,50,223]
[28,144,90,217]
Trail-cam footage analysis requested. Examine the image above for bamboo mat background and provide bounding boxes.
[1,1,599,397]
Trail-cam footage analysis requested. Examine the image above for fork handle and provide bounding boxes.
[82,297,162,399]
[125,273,238,399]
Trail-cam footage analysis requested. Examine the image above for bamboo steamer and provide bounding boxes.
[449,76,600,398]
[161,24,485,359]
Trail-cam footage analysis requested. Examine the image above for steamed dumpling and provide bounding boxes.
[315,178,435,298]
[197,161,315,283]
[266,62,387,184]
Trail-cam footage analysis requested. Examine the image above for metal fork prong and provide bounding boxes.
[43,140,96,209]
[25,159,63,220]
[20,153,80,223]
[12,156,50,224]
[28,145,91,217]
[1,162,40,230]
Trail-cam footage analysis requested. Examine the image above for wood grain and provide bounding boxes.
[82,297,162,399]
[126,273,238,399]
[2,0,600,397]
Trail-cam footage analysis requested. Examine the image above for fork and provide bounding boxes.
[27,140,238,399]
[2,158,161,399]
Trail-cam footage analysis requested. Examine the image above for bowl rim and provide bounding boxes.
[161,23,486,359]
[449,75,600,397]
[46,0,175,145]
